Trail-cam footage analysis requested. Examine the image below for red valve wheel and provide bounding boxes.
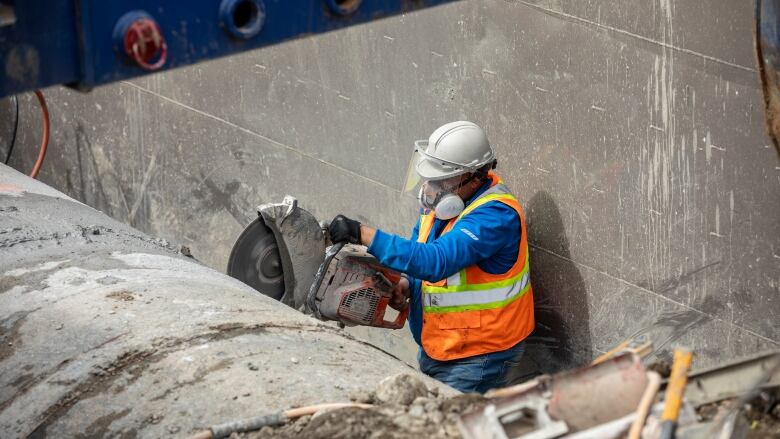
[123,18,167,70]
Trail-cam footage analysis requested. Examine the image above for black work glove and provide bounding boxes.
[329,214,361,244]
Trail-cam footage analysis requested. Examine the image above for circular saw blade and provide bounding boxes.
[227,218,285,300]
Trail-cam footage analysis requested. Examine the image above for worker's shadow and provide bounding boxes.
[506,191,592,383]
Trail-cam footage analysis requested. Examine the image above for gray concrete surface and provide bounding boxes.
[0,165,455,438]
[1,0,778,372]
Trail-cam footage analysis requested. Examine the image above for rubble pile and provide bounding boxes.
[207,350,780,439]
[696,388,780,439]
[248,374,485,439]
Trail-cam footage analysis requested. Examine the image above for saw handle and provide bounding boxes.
[377,297,409,329]
[372,272,409,329]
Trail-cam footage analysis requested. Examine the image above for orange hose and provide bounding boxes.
[29,89,49,179]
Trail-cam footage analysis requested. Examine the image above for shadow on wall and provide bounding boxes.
[507,191,592,383]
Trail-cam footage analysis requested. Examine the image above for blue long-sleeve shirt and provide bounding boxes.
[367,181,521,345]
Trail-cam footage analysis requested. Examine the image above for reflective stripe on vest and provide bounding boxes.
[423,258,530,313]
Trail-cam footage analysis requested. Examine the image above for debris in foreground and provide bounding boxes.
[194,350,780,439]
[194,373,484,439]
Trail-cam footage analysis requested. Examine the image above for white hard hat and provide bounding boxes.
[413,121,495,181]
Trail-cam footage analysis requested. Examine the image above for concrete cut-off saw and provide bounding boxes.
[227,196,408,329]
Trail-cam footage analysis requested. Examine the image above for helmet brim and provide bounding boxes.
[412,140,462,180]
[415,158,465,181]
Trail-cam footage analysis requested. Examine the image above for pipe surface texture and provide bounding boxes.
[0,164,452,438]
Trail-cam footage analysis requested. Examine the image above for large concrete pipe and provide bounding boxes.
[0,164,450,438]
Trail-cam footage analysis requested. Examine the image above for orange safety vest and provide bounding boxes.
[417,173,534,361]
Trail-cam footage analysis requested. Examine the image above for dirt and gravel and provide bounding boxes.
[243,373,486,439]
[220,372,780,439]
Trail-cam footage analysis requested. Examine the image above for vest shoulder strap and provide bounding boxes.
[453,186,518,225]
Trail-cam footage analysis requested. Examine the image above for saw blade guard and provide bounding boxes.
[227,196,328,310]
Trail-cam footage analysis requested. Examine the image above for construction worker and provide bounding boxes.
[329,121,534,393]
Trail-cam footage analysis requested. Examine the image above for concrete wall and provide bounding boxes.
[2,0,778,372]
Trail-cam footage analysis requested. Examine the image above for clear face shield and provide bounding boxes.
[402,140,427,195]
[403,140,475,219]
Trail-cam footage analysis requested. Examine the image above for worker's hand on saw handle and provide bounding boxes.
[329,214,376,246]
[328,215,361,244]
[390,277,410,311]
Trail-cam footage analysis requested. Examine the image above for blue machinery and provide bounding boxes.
[1,0,779,157]
[0,0,457,98]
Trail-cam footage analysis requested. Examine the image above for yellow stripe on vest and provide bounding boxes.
[422,256,530,312]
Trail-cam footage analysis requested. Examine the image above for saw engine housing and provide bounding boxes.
[310,244,408,329]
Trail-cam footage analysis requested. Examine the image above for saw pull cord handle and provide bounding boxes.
[371,271,409,329]
[384,305,409,330]
[659,347,694,439]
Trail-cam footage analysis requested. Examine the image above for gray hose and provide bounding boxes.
[210,412,287,438]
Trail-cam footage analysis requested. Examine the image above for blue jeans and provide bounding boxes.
[417,341,526,394]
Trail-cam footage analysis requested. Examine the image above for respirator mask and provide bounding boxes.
[416,175,475,220]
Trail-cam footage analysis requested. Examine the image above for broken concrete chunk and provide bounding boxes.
[408,403,426,418]
[424,399,441,412]
[428,410,445,423]
[374,373,429,405]
[348,389,375,404]
[412,396,430,406]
